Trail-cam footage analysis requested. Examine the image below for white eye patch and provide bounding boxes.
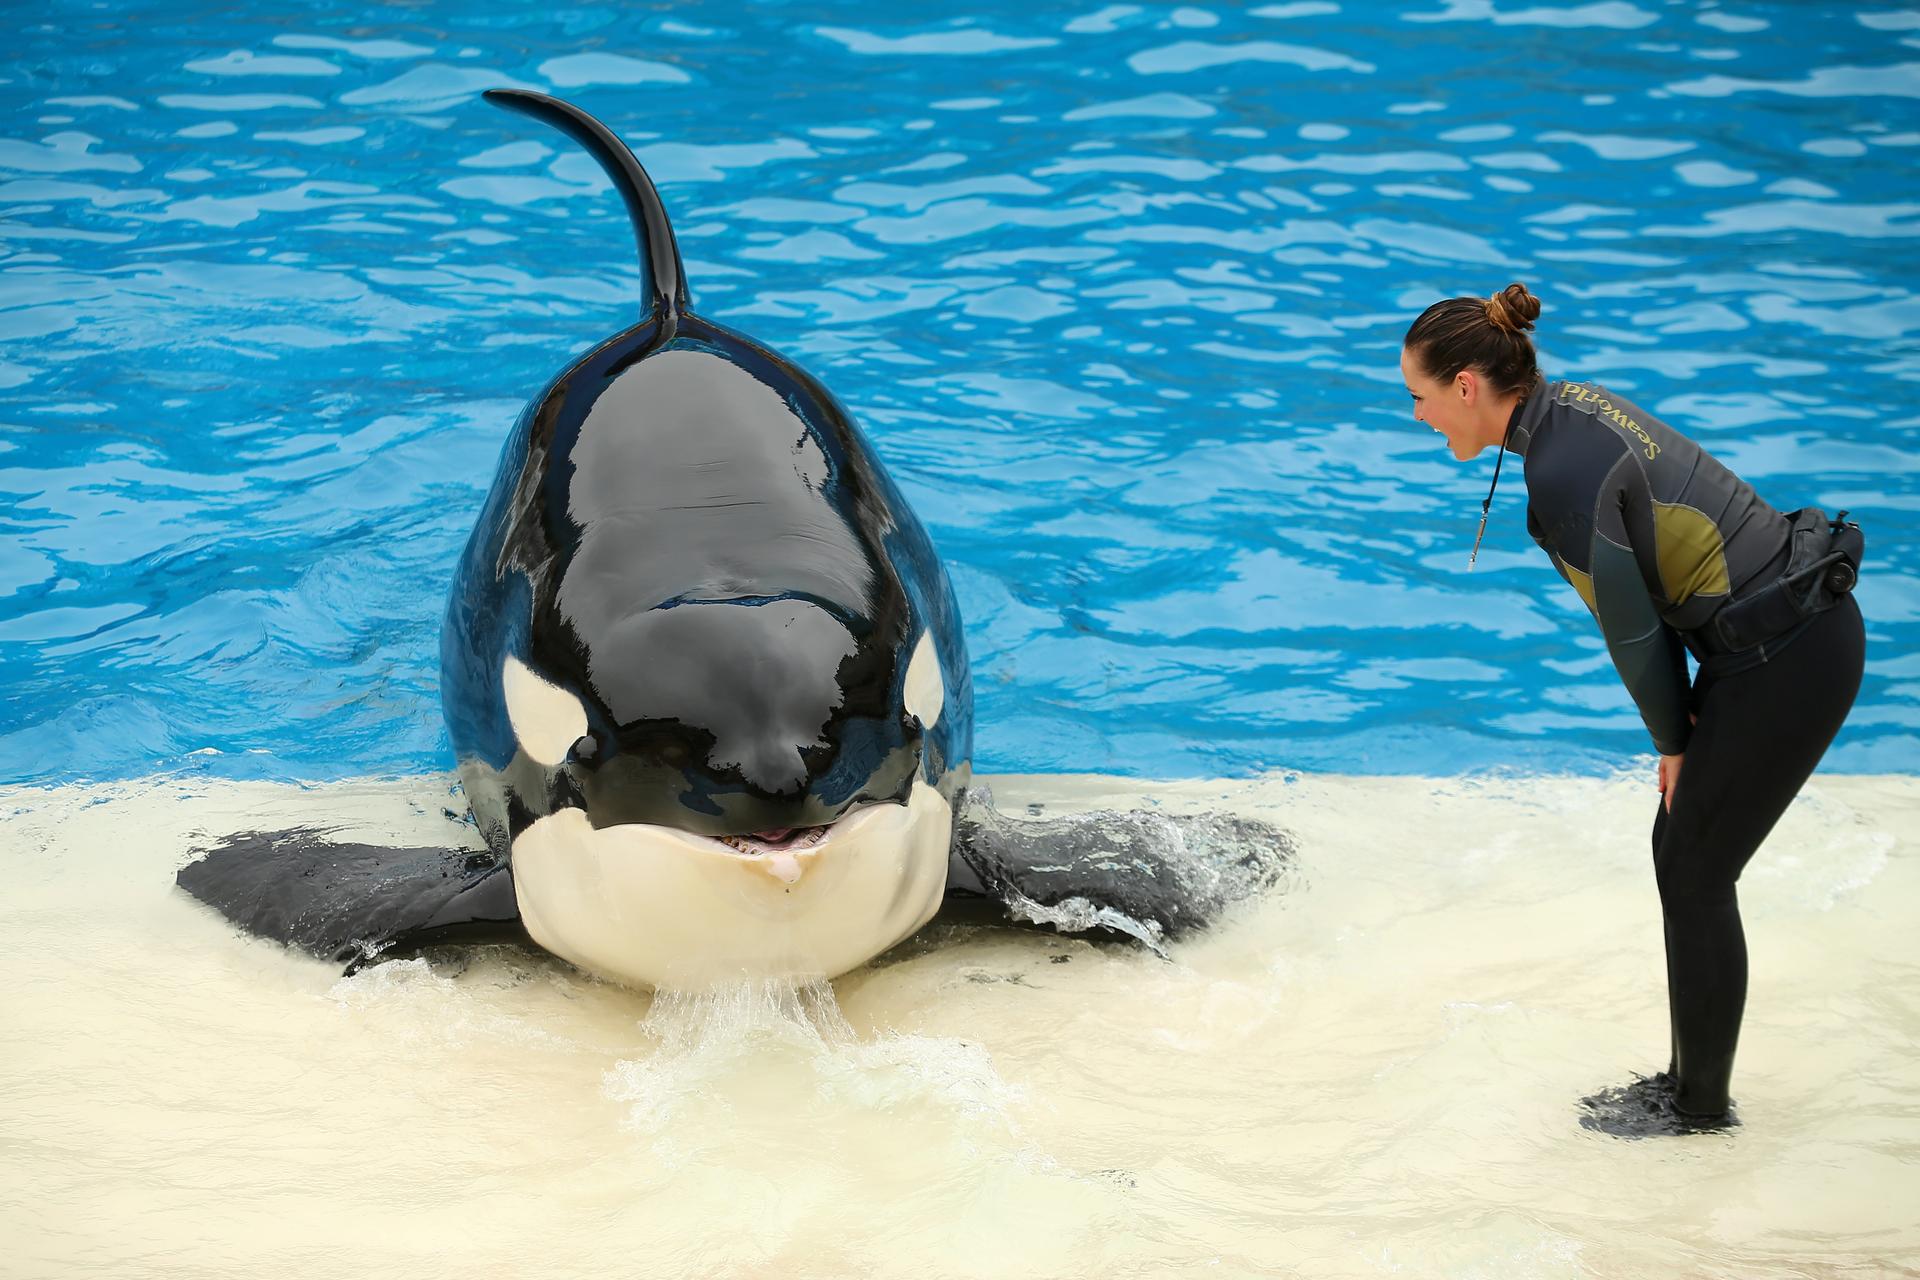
[903,630,944,730]
[502,655,588,767]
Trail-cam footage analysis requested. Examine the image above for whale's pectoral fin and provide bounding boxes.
[176,828,528,970]
[943,790,1293,954]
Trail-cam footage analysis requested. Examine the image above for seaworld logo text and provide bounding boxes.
[1559,384,1660,459]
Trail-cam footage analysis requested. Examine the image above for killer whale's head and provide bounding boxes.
[493,551,958,991]
[442,91,971,989]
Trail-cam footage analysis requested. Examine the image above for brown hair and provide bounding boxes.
[1404,283,1542,397]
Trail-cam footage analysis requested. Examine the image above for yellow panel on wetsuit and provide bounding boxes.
[1550,551,1598,616]
[1652,501,1733,606]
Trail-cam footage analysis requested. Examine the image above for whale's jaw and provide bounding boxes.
[509,780,952,991]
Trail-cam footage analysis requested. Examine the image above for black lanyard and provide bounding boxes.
[1468,414,1519,570]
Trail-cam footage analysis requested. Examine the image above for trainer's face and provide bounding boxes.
[1400,347,1489,462]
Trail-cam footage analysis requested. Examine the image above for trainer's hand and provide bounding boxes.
[1658,753,1684,812]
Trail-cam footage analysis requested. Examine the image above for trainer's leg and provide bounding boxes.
[1652,600,1864,1116]
[1653,700,1749,1117]
[1650,802,1679,1080]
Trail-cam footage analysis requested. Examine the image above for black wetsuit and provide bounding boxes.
[1509,376,1865,1117]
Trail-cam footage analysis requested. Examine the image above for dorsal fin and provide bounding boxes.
[483,88,689,330]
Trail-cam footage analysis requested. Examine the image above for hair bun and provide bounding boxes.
[1484,282,1541,335]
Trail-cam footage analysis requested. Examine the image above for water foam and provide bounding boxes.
[603,979,1026,1155]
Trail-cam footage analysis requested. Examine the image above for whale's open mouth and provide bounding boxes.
[702,816,858,884]
[689,805,902,869]
[715,825,832,856]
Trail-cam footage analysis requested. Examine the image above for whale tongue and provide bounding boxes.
[711,826,829,884]
[747,829,807,885]
[718,826,820,855]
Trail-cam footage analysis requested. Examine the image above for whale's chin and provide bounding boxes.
[509,779,953,991]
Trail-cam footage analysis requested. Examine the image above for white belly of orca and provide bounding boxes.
[509,780,952,990]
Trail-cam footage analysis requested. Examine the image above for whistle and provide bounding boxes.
[1467,415,1519,572]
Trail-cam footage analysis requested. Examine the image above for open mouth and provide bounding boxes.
[705,821,846,888]
[691,805,898,886]
[715,825,832,856]
[654,804,897,884]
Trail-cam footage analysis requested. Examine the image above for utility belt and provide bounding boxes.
[1689,508,1864,663]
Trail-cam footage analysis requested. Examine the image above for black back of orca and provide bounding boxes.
[440,90,973,856]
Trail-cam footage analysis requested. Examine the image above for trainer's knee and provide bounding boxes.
[1655,860,1737,914]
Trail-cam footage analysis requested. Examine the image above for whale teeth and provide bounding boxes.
[717,826,829,856]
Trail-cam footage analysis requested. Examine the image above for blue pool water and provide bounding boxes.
[2,1,1916,784]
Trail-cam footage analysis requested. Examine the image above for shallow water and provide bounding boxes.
[5,771,1916,1277]
[3,1,1918,781]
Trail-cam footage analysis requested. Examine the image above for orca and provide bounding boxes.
[178,90,1289,989]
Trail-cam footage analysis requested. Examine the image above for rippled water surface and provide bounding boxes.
[3,1,1917,781]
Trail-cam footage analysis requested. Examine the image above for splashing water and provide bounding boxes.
[605,978,1028,1158]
